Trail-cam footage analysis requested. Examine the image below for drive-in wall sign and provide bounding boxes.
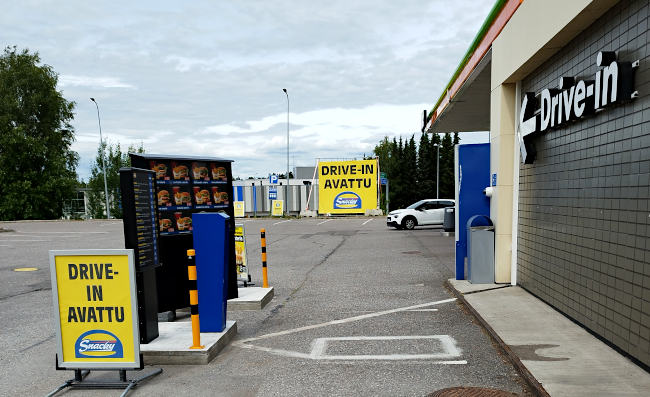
[519,52,638,163]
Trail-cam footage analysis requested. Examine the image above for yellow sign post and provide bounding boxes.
[234,224,249,283]
[234,201,245,217]
[318,159,379,214]
[49,249,140,369]
[271,200,284,216]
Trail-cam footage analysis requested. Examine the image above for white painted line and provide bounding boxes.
[273,220,291,225]
[18,231,108,234]
[361,219,373,226]
[234,297,456,346]
[407,309,439,312]
[2,235,77,238]
[317,219,332,225]
[0,239,49,242]
[0,245,10,247]
[310,335,462,361]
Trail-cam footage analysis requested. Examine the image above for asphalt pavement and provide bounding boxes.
[0,218,531,396]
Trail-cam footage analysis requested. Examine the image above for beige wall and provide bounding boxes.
[488,0,619,283]
[492,0,619,89]
[489,84,516,283]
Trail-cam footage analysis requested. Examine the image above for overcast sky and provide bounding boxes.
[4,0,492,180]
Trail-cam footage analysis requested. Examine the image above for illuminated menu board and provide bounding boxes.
[147,159,231,236]
[120,168,159,269]
[128,153,238,310]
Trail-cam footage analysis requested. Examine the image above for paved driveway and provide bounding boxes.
[0,218,529,396]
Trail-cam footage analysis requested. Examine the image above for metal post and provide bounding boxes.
[187,249,204,349]
[252,182,257,218]
[436,144,440,199]
[261,229,269,288]
[90,98,111,219]
[386,180,390,214]
[283,89,290,216]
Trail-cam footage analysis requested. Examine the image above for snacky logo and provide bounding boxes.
[75,330,123,358]
[333,192,361,209]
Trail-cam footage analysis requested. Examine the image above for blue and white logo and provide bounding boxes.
[333,191,362,209]
[75,329,123,358]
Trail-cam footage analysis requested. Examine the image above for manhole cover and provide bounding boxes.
[428,387,520,397]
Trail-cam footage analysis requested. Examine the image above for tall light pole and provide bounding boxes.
[282,88,290,216]
[90,98,111,219]
[434,143,440,199]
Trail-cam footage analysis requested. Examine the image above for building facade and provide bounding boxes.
[427,0,649,367]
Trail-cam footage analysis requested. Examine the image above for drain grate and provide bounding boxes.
[428,387,520,397]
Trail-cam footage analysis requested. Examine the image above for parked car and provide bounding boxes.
[386,199,455,230]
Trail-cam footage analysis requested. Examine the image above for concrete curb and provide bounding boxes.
[444,280,550,397]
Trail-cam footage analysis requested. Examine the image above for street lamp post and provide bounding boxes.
[282,88,290,216]
[90,98,111,219]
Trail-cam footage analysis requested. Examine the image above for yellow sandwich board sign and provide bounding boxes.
[49,249,140,369]
[234,201,245,217]
[318,159,378,214]
[234,224,249,282]
[271,200,284,216]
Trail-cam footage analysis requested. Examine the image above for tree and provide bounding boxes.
[439,132,455,199]
[417,132,435,200]
[373,131,459,212]
[87,142,144,219]
[0,46,78,220]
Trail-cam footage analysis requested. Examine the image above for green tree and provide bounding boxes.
[417,132,435,200]
[373,131,459,212]
[402,135,417,205]
[0,46,78,220]
[87,142,144,219]
[374,137,396,211]
[439,132,455,199]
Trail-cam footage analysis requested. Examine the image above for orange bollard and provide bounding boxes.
[261,229,269,288]
[187,249,204,349]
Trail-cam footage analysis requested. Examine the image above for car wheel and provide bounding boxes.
[402,217,416,230]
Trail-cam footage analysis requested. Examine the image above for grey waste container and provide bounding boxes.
[443,207,455,232]
[466,215,494,284]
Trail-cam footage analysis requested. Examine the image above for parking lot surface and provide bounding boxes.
[0,218,530,396]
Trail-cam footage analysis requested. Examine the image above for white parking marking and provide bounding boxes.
[0,239,49,242]
[273,220,292,225]
[317,219,332,225]
[407,309,439,312]
[234,298,459,362]
[3,235,76,239]
[309,335,463,361]
[361,219,373,226]
[18,231,108,234]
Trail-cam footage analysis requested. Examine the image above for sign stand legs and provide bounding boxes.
[47,356,163,397]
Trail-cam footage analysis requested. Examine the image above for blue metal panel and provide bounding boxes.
[236,186,243,201]
[192,212,230,332]
[456,143,490,280]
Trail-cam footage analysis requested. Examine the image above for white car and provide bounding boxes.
[386,199,455,230]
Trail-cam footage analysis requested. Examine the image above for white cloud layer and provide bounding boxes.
[59,75,135,89]
[2,0,494,180]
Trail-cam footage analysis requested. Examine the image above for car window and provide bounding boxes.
[407,200,427,209]
[421,202,437,210]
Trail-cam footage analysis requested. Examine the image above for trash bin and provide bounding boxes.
[443,207,455,232]
[466,215,494,284]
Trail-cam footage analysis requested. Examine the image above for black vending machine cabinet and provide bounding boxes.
[119,167,160,343]
[129,153,238,313]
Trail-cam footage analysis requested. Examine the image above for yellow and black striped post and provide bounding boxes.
[187,249,204,349]
[261,229,269,288]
